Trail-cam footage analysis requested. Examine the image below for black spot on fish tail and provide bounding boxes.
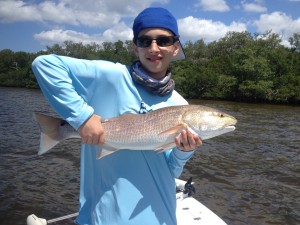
[60,120,68,126]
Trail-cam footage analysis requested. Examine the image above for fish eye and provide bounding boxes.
[220,114,224,118]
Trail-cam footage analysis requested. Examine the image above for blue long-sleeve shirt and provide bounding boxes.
[32,54,194,225]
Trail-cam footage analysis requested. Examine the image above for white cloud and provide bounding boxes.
[102,23,133,41]
[253,11,300,40]
[0,0,168,27]
[242,1,267,13]
[38,1,81,26]
[0,1,42,23]
[195,0,230,12]
[61,0,166,15]
[0,0,169,48]
[33,23,133,47]
[34,29,101,46]
[0,0,121,27]
[178,16,247,43]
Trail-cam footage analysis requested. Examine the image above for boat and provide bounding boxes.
[175,178,227,225]
[26,178,227,225]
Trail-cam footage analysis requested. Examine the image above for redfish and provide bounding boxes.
[34,105,237,158]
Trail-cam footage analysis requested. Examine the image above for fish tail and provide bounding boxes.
[33,112,64,155]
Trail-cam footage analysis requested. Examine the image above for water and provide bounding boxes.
[0,87,299,225]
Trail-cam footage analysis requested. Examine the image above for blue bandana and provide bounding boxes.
[130,61,175,96]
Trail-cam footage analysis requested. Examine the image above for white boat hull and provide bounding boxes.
[27,179,227,225]
[176,193,227,225]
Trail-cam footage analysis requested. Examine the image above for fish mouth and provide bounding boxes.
[224,125,236,131]
[227,125,236,129]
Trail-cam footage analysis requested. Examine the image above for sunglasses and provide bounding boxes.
[136,36,179,48]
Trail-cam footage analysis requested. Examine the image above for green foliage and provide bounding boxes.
[46,40,137,64]
[289,32,300,52]
[0,49,39,88]
[176,30,300,104]
[238,80,275,102]
[0,31,299,104]
[209,75,238,99]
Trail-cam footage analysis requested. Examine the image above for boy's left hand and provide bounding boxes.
[175,130,202,151]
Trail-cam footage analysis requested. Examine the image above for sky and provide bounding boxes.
[0,0,300,53]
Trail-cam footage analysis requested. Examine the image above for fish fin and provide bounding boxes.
[96,149,115,159]
[96,145,118,159]
[155,143,176,153]
[159,124,186,135]
[34,112,64,155]
[38,132,60,155]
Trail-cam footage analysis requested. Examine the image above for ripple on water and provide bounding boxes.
[1,88,300,225]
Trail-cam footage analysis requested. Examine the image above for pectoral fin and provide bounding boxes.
[96,145,118,159]
[159,124,186,135]
[155,142,177,152]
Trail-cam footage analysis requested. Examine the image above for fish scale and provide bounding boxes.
[102,107,185,146]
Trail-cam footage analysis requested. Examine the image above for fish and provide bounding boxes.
[34,105,237,159]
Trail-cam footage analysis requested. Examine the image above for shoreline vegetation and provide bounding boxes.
[0,31,299,105]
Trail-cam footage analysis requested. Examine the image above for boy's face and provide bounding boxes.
[133,28,180,80]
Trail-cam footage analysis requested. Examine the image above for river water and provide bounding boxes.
[0,87,299,225]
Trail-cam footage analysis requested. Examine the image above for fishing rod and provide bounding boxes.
[27,212,79,225]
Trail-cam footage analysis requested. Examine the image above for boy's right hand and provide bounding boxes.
[78,114,105,145]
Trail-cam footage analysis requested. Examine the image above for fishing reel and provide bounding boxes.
[176,177,196,199]
[183,177,196,197]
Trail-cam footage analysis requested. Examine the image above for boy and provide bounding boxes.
[32,7,201,225]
